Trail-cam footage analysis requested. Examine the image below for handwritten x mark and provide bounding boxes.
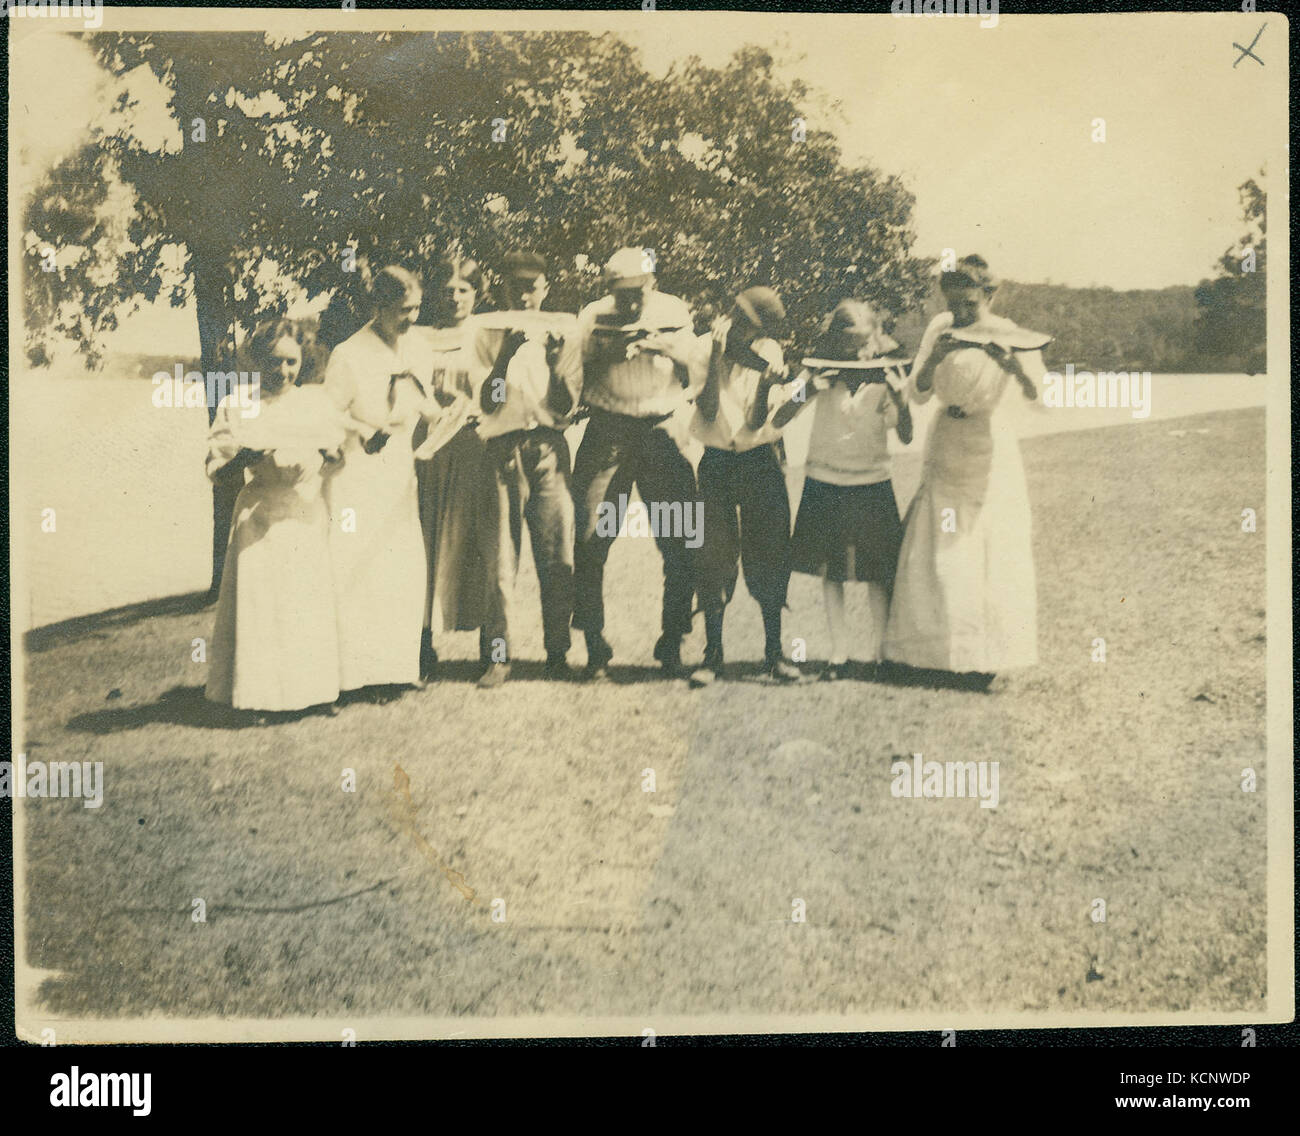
[1233,23,1266,68]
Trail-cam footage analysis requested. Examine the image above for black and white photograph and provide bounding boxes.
[6,4,1292,1043]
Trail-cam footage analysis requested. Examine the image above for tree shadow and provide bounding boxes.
[26,592,213,655]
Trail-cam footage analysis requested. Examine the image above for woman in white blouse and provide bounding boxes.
[323,266,436,699]
[205,319,349,716]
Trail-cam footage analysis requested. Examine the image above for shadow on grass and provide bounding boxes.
[66,685,342,733]
[25,591,213,654]
[428,659,672,685]
[60,662,694,735]
[877,662,997,693]
[699,660,996,690]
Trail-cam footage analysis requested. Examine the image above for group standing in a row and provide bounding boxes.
[204,249,1044,714]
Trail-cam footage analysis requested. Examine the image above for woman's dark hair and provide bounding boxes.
[245,318,314,380]
[420,256,486,325]
[370,264,423,309]
[939,253,998,295]
[243,318,328,384]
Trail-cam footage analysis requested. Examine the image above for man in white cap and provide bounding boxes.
[571,247,708,680]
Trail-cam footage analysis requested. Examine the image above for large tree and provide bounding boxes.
[22,31,932,589]
[26,31,930,368]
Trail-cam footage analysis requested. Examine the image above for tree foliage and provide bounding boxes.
[23,31,933,370]
[893,281,1247,374]
[1191,176,1266,373]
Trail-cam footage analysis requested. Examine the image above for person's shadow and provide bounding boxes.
[61,662,682,735]
[877,661,996,692]
[422,660,668,685]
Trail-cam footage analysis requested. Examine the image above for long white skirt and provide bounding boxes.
[206,479,340,711]
[325,439,426,690]
[883,406,1038,673]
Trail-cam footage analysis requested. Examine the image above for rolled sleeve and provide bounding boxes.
[905,312,954,406]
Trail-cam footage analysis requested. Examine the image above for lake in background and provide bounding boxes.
[11,373,1269,630]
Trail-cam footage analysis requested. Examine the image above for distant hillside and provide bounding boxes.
[106,353,203,381]
[52,282,1262,384]
[892,282,1261,374]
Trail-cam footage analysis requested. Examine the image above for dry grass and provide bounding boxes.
[20,408,1266,1025]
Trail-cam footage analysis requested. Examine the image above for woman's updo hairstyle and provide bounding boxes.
[370,264,423,309]
[812,299,899,361]
[939,254,998,295]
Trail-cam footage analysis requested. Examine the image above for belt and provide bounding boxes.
[486,426,565,449]
[590,407,675,428]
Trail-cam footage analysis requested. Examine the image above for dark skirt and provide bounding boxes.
[790,477,903,585]
[417,424,491,632]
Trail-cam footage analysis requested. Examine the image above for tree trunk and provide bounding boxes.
[173,53,241,598]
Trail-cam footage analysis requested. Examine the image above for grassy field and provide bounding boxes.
[19,407,1267,1030]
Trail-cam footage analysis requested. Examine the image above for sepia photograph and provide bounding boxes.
[6,4,1292,1044]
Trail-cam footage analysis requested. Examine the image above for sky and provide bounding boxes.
[634,12,1275,291]
[11,12,1279,357]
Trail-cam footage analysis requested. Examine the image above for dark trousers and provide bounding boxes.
[571,408,698,639]
[479,428,575,660]
[696,444,792,614]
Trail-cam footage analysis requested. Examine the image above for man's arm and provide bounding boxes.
[545,331,580,417]
[744,341,788,431]
[771,369,825,429]
[882,383,913,445]
[479,329,527,416]
[696,318,731,422]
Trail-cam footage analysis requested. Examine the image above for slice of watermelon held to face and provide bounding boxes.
[942,324,1053,352]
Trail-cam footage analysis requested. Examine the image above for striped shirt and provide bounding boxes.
[576,291,708,419]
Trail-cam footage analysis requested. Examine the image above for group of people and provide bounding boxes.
[203,247,1043,716]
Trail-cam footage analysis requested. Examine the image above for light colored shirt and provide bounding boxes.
[323,322,436,436]
[470,313,583,439]
[906,311,1047,416]
[690,337,792,452]
[804,379,900,486]
[576,290,708,419]
[411,323,477,459]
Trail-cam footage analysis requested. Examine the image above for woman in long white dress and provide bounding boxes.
[882,255,1045,683]
[205,319,349,714]
[324,266,435,698]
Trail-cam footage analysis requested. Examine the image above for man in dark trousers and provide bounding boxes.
[571,247,708,681]
[471,251,583,687]
[689,286,802,686]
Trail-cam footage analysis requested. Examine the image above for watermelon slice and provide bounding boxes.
[941,325,1052,352]
[801,357,913,371]
[236,389,350,454]
[470,310,579,335]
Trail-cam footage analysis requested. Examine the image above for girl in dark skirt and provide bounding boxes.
[776,300,913,679]
[413,257,492,679]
